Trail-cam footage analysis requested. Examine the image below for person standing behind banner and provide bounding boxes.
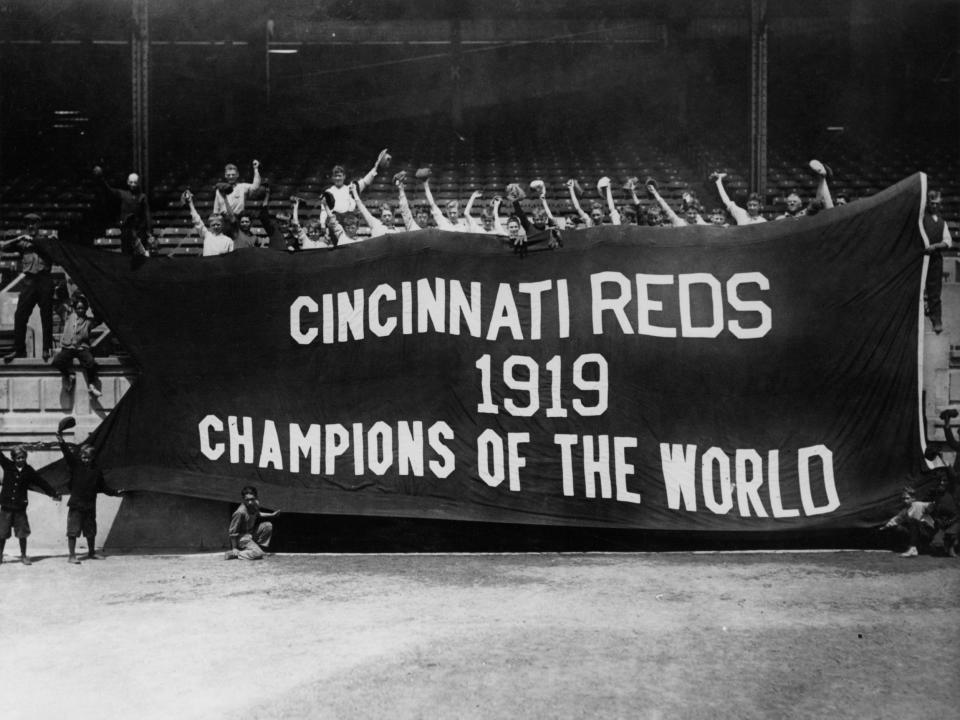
[711,172,767,225]
[56,428,124,564]
[923,189,953,335]
[225,485,279,560]
[1,213,55,363]
[91,166,152,257]
[0,446,60,565]
[184,190,234,256]
[212,160,261,218]
[325,149,390,216]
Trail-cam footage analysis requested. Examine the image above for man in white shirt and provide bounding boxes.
[213,160,261,217]
[712,172,767,225]
[325,149,390,215]
[185,190,234,256]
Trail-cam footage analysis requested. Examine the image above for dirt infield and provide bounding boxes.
[2,551,958,720]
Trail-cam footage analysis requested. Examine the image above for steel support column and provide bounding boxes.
[131,0,149,187]
[749,0,767,200]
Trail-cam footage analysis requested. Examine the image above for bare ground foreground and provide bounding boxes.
[1,551,958,720]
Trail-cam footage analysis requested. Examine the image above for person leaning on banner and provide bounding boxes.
[0,445,61,565]
[225,485,279,561]
[56,417,124,564]
[880,486,936,558]
[922,189,953,335]
[1,213,55,363]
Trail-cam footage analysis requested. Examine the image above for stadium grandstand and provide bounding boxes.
[0,0,957,552]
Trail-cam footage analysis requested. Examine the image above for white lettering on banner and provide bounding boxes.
[553,434,642,503]
[258,420,283,470]
[290,273,768,346]
[477,430,528,491]
[590,271,772,338]
[476,353,609,418]
[199,414,225,460]
[289,423,322,474]
[290,296,319,344]
[200,415,456,479]
[659,443,838,518]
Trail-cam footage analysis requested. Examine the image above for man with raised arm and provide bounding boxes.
[92,166,152,257]
[325,149,390,216]
[597,177,622,225]
[349,183,401,238]
[419,169,469,232]
[57,424,124,564]
[213,160,261,218]
[567,179,602,227]
[184,189,234,256]
[1,213,55,362]
[711,172,767,225]
[0,446,60,565]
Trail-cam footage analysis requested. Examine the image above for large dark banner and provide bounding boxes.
[42,174,936,532]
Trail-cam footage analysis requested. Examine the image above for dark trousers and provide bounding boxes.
[51,347,99,389]
[925,252,944,326]
[120,214,149,256]
[13,272,53,355]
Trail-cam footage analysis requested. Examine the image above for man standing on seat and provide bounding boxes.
[1,213,55,363]
[92,166,152,257]
[225,485,280,560]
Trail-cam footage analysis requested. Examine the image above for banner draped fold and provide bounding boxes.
[40,174,931,533]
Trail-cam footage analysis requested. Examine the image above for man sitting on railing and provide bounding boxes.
[51,293,102,399]
[1,213,55,363]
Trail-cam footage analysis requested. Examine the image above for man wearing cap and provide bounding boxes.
[923,189,953,334]
[92,166,152,256]
[1,213,55,363]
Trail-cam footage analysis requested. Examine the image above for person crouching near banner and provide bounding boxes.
[881,487,936,557]
[0,446,61,565]
[52,294,103,399]
[225,486,280,560]
[56,427,124,564]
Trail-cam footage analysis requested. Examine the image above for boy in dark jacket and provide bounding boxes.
[56,429,123,564]
[0,447,60,564]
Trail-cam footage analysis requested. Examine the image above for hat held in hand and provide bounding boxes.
[596,176,611,192]
[414,167,432,181]
[58,416,77,434]
[505,183,526,202]
[378,149,392,169]
[529,179,546,198]
[644,177,659,192]
[392,170,407,185]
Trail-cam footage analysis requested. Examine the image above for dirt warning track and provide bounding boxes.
[2,552,957,719]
